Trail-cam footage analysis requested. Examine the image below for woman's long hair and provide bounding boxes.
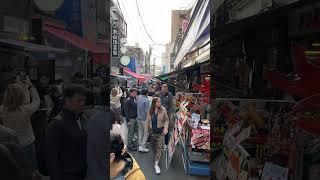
[3,83,25,112]
[111,88,118,97]
[149,97,160,116]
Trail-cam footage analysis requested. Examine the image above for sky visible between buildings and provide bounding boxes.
[117,0,196,66]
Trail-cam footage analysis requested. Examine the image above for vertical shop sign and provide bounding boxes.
[112,20,119,57]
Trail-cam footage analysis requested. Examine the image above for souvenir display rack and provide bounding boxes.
[212,99,299,180]
[168,92,210,176]
[293,94,320,180]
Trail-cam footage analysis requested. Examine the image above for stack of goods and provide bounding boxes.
[292,95,320,180]
[174,92,211,163]
[212,99,298,180]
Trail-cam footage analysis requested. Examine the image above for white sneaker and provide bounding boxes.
[142,147,149,152]
[154,165,161,174]
[138,146,144,152]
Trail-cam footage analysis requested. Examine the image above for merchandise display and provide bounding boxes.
[212,99,298,180]
[168,92,210,176]
[293,94,320,180]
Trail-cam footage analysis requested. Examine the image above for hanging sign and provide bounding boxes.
[112,20,119,57]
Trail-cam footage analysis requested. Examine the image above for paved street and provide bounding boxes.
[130,143,210,180]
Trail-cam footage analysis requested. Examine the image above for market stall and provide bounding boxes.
[167,92,210,176]
[292,94,320,180]
[211,98,298,180]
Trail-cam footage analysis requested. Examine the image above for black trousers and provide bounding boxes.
[165,133,170,145]
[165,112,173,145]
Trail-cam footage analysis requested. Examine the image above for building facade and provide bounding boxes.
[125,45,145,74]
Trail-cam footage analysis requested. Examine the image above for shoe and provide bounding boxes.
[142,147,149,152]
[154,165,161,175]
[138,146,144,152]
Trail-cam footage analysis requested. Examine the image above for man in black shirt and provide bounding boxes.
[46,85,88,180]
[125,88,138,151]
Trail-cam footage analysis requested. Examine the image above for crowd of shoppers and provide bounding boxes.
[0,72,173,179]
[114,82,174,175]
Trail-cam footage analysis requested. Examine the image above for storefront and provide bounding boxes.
[0,2,68,97]
[211,1,320,179]
[156,60,211,176]
[41,20,109,80]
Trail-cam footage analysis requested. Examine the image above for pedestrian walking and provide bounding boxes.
[145,97,169,175]
[46,85,88,180]
[110,85,123,115]
[0,76,40,170]
[159,84,174,148]
[125,88,138,151]
[110,132,146,180]
[136,89,150,153]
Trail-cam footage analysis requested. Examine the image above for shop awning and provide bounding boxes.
[212,0,316,39]
[156,61,209,80]
[111,74,131,79]
[44,25,108,53]
[174,0,209,68]
[123,68,145,80]
[0,37,67,53]
[140,74,153,82]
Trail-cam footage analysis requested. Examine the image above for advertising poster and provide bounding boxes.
[55,0,83,36]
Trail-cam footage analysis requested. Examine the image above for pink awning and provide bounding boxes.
[123,68,145,80]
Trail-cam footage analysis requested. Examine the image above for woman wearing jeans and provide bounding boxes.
[0,76,40,170]
[145,97,169,175]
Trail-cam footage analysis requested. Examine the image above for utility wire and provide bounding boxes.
[118,0,154,65]
[135,0,169,47]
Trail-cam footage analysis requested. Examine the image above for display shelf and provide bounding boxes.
[179,136,210,176]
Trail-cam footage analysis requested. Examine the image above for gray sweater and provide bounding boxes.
[137,95,150,121]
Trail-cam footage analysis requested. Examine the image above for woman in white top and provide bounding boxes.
[110,85,123,114]
[0,76,40,170]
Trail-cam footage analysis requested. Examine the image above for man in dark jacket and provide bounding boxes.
[86,85,113,180]
[125,88,138,151]
[46,85,88,180]
[159,84,174,146]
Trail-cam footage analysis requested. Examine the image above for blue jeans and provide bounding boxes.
[22,142,38,170]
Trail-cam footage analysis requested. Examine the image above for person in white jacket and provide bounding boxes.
[110,85,123,115]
